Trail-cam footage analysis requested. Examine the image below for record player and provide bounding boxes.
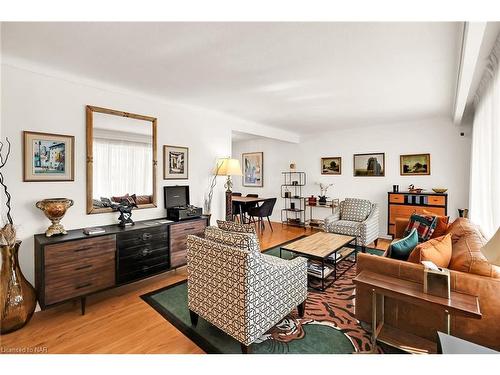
[164,186,202,221]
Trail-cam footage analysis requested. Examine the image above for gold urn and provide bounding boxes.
[36,198,74,237]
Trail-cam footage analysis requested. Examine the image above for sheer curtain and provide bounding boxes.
[93,138,152,199]
[470,35,500,238]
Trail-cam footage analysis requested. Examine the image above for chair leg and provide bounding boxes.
[298,301,306,318]
[189,310,199,326]
[267,216,273,231]
[362,246,366,253]
[374,238,379,248]
[241,343,251,354]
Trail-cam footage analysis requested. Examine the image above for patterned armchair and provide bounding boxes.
[186,226,308,353]
[324,198,379,251]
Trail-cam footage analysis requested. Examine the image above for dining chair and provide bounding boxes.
[232,192,243,222]
[248,198,277,231]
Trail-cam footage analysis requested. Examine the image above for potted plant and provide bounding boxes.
[0,138,37,334]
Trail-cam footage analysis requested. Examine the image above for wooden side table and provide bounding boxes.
[353,271,482,354]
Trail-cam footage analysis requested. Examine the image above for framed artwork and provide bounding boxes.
[163,145,188,179]
[400,153,431,175]
[321,157,342,175]
[353,153,385,177]
[242,152,263,187]
[23,131,74,182]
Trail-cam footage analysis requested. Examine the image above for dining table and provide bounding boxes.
[231,196,270,224]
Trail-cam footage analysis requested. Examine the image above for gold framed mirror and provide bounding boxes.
[86,105,157,214]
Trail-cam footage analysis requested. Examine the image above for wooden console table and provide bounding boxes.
[353,270,481,354]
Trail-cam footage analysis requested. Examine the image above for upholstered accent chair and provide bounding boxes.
[186,226,308,353]
[324,198,379,251]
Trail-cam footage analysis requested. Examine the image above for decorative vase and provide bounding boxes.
[36,198,74,237]
[318,196,327,205]
[0,241,37,334]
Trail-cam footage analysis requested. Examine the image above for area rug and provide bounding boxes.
[141,243,387,354]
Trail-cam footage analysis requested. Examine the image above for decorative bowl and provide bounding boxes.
[432,188,448,194]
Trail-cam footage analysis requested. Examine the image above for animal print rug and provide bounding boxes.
[141,245,386,354]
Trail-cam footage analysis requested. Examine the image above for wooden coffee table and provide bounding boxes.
[280,232,358,291]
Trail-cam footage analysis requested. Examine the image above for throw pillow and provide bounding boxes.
[404,214,437,242]
[389,228,418,261]
[423,210,450,238]
[111,193,129,203]
[445,217,483,244]
[216,220,256,234]
[480,226,500,267]
[204,226,260,253]
[407,233,453,268]
[340,198,372,222]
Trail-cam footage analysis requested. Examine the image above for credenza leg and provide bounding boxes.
[80,296,86,316]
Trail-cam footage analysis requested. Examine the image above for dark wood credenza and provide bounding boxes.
[34,217,207,314]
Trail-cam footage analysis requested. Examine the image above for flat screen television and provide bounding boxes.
[164,186,190,208]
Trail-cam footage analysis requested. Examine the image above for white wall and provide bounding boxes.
[0,63,294,284]
[233,117,472,237]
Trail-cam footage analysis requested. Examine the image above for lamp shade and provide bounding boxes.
[215,158,242,176]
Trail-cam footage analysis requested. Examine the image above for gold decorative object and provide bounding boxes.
[432,188,448,193]
[36,198,74,237]
[1,241,37,334]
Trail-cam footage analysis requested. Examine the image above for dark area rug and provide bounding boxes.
[141,242,393,354]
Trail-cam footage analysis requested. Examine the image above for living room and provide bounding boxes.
[1,1,500,373]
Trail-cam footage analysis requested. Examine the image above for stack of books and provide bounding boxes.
[307,262,331,277]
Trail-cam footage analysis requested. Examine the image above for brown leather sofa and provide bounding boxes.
[356,218,500,351]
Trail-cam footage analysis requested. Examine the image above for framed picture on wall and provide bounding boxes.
[353,152,385,177]
[163,145,189,179]
[242,152,263,187]
[400,153,431,175]
[321,157,342,175]
[23,131,75,181]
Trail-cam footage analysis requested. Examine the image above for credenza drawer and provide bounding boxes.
[117,226,168,248]
[389,205,446,224]
[44,235,116,267]
[389,194,404,203]
[45,263,115,305]
[170,219,207,268]
[428,195,446,206]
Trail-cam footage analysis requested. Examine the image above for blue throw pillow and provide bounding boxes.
[389,228,418,261]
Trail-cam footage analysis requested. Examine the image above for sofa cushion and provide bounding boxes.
[448,228,500,278]
[325,220,361,237]
[407,233,452,268]
[445,217,482,244]
[216,220,256,234]
[423,210,450,239]
[340,198,372,222]
[481,227,500,267]
[389,228,418,261]
[404,214,437,242]
[204,226,260,253]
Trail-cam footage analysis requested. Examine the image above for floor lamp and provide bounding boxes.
[216,158,242,221]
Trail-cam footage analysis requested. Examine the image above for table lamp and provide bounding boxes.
[215,158,242,220]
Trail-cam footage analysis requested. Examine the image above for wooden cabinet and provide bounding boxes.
[387,192,447,238]
[170,219,206,268]
[35,217,208,314]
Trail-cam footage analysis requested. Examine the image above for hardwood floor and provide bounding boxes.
[0,222,389,354]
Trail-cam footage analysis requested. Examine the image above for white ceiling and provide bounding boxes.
[2,22,462,134]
